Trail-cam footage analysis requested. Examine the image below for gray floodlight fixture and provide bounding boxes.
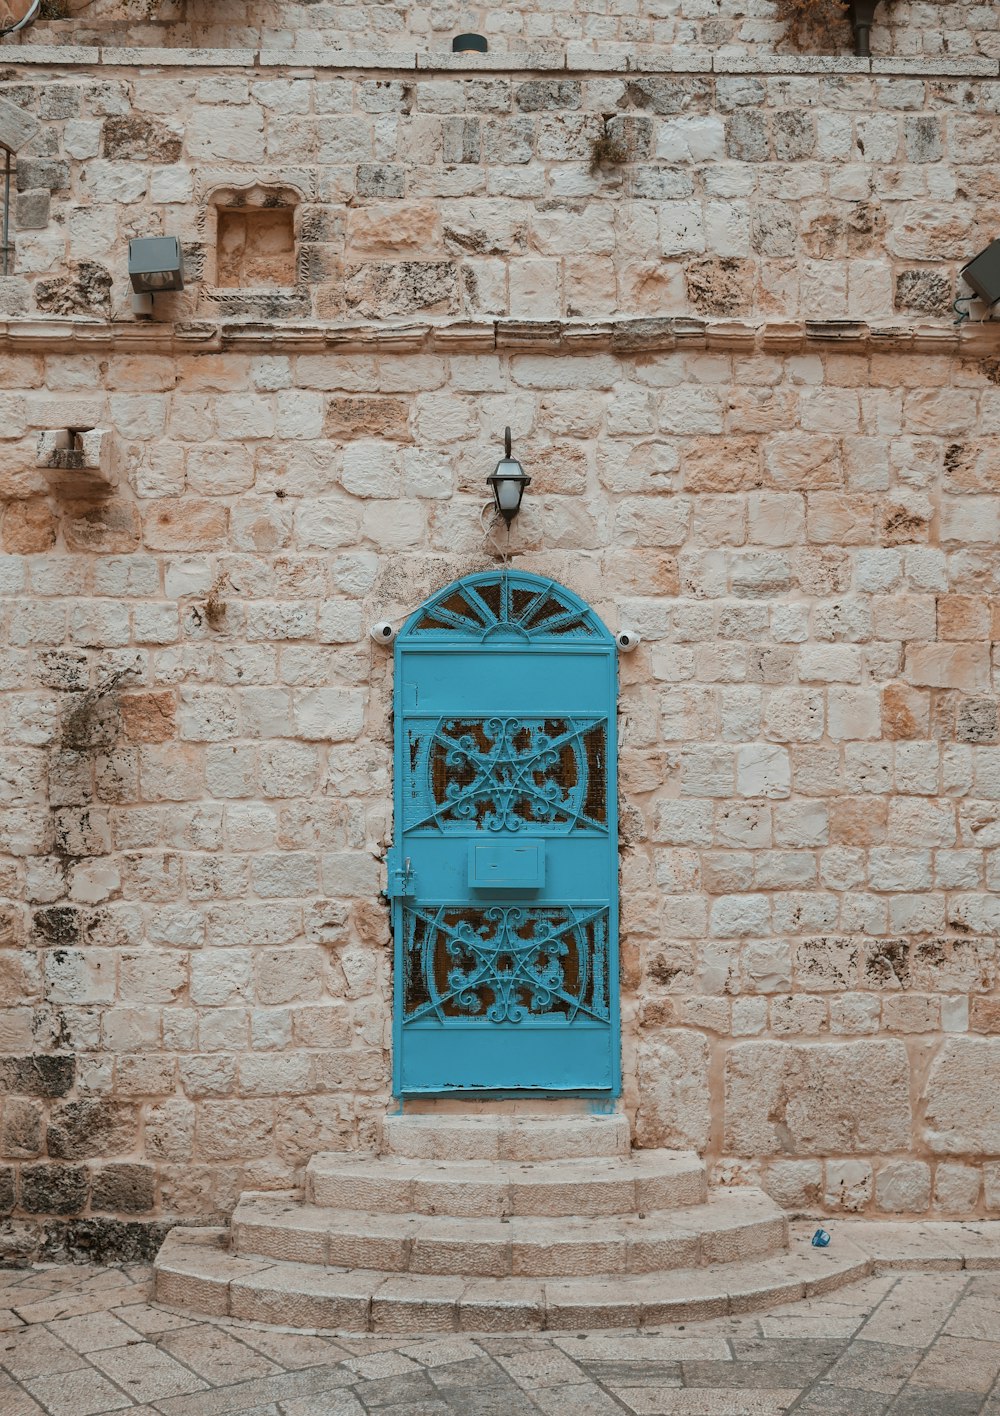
[487,426,530,527]
[452,32,488,51]
[961,238,1000,310]
[128,235,184,317]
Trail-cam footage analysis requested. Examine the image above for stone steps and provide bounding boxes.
[155,1223,871,1332]
[153,1115,865,1331]
[379,1113,631,1161]
[306,1147,708,1216]
[232,1187,786,1277]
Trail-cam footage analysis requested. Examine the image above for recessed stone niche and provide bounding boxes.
[206,185,300,290]
[216,206,296,289]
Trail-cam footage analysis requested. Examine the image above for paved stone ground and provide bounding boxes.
[1,1261,999,1415]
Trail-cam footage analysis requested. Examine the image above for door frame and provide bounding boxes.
[389,569,621,1099]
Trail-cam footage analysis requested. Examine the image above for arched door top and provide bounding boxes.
[398,569,615,646]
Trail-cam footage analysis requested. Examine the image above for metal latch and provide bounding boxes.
[385,851,416,900]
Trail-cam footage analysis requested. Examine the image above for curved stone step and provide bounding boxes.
[231,1188,787,1277]
[380,1113,631,1162]
[306,1147,707,1217]
[154,1223,870,1332]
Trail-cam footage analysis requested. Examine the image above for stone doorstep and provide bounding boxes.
[152,1223,871,1333]
[379,1112,632,1162]
[305,1148,708,1217]
[230,1189,788,1277]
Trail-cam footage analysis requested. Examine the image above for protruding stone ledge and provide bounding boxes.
[36,427,119,499]
[1,314,999,358]
[1,41,999,79]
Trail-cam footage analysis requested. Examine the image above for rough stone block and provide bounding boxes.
[0,95,40,154]
[725,1040,911,1157]
[20,1163,89,1215]
[92,1163,156,1214]
[904,643,990,692]
[924,1038,1000,1154]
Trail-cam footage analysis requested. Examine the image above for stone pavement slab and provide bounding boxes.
[1,1257,1000,1414]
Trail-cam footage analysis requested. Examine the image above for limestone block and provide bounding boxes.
[635,1029,711,1151]
[724,1040,911,1156]
[0,95,40,154]
[195,1100,273,1160]
[934,1164,981,1213]
[824,1160,873,1213]
[940,496,1000,545]
[875,1161,931,1214]
[47,1100,138,1161]
[763,1160,823,1210]
[188,106,265,162]
[924,1038,1000,1154]
[736,743,791,799]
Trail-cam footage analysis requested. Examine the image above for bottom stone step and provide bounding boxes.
[153,1224,870,1333]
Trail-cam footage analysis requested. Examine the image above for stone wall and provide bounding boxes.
[1,56,999,327]
[2,39,1000,1252]
[8,0,1000,60]
[2,322,1000,1245]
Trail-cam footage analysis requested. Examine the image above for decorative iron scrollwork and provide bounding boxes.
[404,715,607,834]
[403,904,610,1025]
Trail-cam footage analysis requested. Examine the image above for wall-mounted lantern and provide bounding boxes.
[487,427,530,527]
[452,32,488,52]
[128,235,184,317]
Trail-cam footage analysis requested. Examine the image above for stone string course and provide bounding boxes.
[1,331,1000,1240]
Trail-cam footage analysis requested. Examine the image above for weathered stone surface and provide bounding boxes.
[92,1163,157,1213]
[895,269,952,316]
[15,189,51,230]
[47,1102,138,1161]
[0,1056,75,1098]
[34,261,112,318]
[102,114,182,162]
[1,499,57,553]
[121,691,176,743]
[0,93,40,154]
[685,256,754,315]
[343,262,458,317]
[325,395,411,441]
[724,1041,912,1156]
[635,1030,711,1151]
[20,1163,89,1215]
[924,1039,1000,1154]
[875,1161,931,1214]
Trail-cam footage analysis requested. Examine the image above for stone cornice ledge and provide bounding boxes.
[1,316,998,357]
[1,43,998,78]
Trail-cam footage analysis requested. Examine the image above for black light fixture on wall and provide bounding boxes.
[452,32,488,52]
[487,427,530,527]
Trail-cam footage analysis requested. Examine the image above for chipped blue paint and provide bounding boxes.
[390,570,620,1096]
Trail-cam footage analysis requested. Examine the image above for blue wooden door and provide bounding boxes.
[389,571,620,1096]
